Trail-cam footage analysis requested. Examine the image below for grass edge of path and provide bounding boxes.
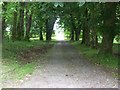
[70,41,119,79]
[2,41,55,85]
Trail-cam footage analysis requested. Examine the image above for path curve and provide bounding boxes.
[18,41,118,88]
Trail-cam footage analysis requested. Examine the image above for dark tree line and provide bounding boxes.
[2,2,120,54]
[59,2,120,54]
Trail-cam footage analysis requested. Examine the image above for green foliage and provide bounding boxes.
[3,2,120,42]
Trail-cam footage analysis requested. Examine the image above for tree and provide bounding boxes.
[12,5,18,41]
[2,2,120,56]
[46,16,56,40]
[99,2,118,54]
[88,3,99,48]
[81,5,90,46]
[16,2,25,40]
[2,2,7,39]
[25,2,33,41]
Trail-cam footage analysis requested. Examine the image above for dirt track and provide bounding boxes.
[17,41,118,88]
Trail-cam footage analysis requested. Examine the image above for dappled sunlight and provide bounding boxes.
[53,18,64,41]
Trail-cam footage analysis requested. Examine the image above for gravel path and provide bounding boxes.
[18,41,118,88]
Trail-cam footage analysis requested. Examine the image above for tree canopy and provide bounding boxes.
[2,2,120,54]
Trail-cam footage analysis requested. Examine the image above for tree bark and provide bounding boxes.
[75,29,80,41]
[81,28,85,44]
[39,27,43,40]
[70,28,74,41]
[46,16,56,41]
[70,14,76,41]
[81,22,90,46]
[24,3,32,41]
[12,10,18,41]
[25,11,32,41]
[91,28,98,48]
[81,8,90,46]
[99,2,117,54]
[16,2,25,40]
[90,3,98,48]
[2,2,7,39]
[100,34,114,54]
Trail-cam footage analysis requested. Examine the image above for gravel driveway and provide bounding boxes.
[17,41,118,88]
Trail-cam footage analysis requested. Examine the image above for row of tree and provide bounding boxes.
[58,2,120,54]
[2,2,120,54]
[2,2,57,41]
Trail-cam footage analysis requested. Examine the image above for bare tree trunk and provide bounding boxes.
[75,29,80,41]
[100,34,114,54]
[99,2,117,54]
[39,27,43,40]
[81,8,90,46]
[2,2,7,39]
[70,14,76,41]
[16,2,25,40]
[81,29,85,44]
[12,10,18,41]
[81,23,90,46]
[91,28,98,48]
[24,3,32,41]
[25,11,32,41]
[46,16,56,41]
[85,23,90,46]
[70,29,74,41]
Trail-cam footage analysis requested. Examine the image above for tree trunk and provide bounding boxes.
[46,16,56,41]
[46,18,51,41]
[81,22,90,46]
[90,3,98,48]
[81,29,85,44]
[2,2,7,39]
[91,28,98,48]
[99,2,117,54]
[85,24,90,46]
[39,28,43,40]
[16,2,25,40]
[70,14,76,41]
[70,29,74,41]
[25,12,32,41]
[81,8,90,46]
[100,34,114,54]
[75,29,80,41]
[24,3,32,41]
[12,10,18,41]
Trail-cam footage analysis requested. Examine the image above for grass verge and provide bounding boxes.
[2,40,55,84]
[71,41,118,78]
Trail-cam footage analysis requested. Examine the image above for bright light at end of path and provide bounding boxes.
[53,18,64,41]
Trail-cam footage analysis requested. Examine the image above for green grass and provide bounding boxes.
[14,63,35,80]
[71,41,118,77]
[2,40,55,81]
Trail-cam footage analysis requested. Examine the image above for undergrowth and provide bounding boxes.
[2,40,55,82]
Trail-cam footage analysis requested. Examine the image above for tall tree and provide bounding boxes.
[2,2,7,39]
[46,16,56,40]
[16,2,25,40]
[99,2,117,54]
[12,6,18,41]
[81,7,90,46]
[89,3,99,48]
[25,3,32,41]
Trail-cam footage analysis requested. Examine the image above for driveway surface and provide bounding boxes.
[17,41,118,88]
